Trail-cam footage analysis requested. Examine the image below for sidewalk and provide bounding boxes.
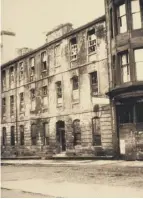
[1,159,143,167]
[2,179,143,198]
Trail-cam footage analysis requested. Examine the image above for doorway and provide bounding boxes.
[56,121,66,152]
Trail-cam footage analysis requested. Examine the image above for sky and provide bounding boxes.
[1,0,105,49]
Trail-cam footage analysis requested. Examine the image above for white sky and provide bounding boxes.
[1,0,105,49]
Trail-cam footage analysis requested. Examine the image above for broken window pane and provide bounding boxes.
[88,29,97,54]
[70,37,78,61]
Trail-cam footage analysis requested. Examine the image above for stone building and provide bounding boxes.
[105,0,143,160]
[1,15,115,158]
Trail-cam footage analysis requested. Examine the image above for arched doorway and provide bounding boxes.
[56,121,66,152]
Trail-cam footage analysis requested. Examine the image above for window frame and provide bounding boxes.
[92,117,101,146]
[41,51,47,71]
[2,97,6,116]
[10,66,14,83]
[70,37,78,61]
[56,81,62,99]
[20,92,24,112]
[131,0,142,30]
[90,71,98,96]
[73,119,81,146]
[88,29,97,54]
[134,48,143,81]
[116,2,127,34]
[19,62,24,80]
[119,51,130,83]
[10,95,14,115]
[2,127,6,146]
[31,124,37,145]
[43,123,49,145]
[20,125,24,145]
[11,126,15,146]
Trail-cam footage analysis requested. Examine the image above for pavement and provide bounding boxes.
[1,159,143,167]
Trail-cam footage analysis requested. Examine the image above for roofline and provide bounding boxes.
[1,15,105,69]
[46,23,73,36]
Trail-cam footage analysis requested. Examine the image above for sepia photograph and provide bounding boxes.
[1,0,143,198]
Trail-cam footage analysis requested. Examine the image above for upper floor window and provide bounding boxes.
[72,76,79,90]
[2,127,6,146]
[117,3,127,33]
[2,70,6,88]
[56,81,62,104]
[10,95,14,115]
[70,37,78,61]
[110,8,114,38]
[2,98,6,116]
[119,51,130,83]
[54,45,61,67]
[88,29,97,54]
[29,57,35,80]
[131,0,141,29]
[90,71,98,96]
[41,51,47,71]
[134,48,143,81]
[42,86,47,96]
[20,92,24,112]
[19,62,24,80]
[30,89,35,100]
[10,66,14,83]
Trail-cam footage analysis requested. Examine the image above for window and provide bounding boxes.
[72,76,79,90]
[11,126,15,146]
[2,70,6,88]
[31,124,37,145]
[19,62,24,80]
[92,117,101,146]
[2,98,6,116]
[110,8,114,38]
[29,57,35,81]
[30,89,35,100]
[73,119,81,146]
[112,55,116,86]
[117,104,134,124]
[117,3,127,33]
[54,45,61,66]
[90,71,98,96]
[2,127,6,146]
[136,102,143,123]
[20,125,24,145]
[43,123,49,145]
[134,49,143,81]
[120,51,130,83]
[20,92,24,112]
[10,95,14,115]
[131,0,141,29]
[10,66,14,83]
[42,86,47,96]
[41,52,47,71]
[88,29,97,54]
[56,81,62,99]
[70,37,78,61]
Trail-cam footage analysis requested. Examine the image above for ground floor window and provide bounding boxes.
[92,117,101,146]
[43,123,49,145]
[11,126,15,146]
[136,102,143,123]
[20,125,24,145]
[73,119,81,146]
[2,127,6,146]
[31,124,37,145]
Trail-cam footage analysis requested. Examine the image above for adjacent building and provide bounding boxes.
[1,16,115,158]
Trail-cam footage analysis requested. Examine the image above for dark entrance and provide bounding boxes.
[56,121,66,152]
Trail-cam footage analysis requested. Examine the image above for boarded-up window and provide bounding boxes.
[31,124,37,145]
[117,3,127,33]
[70,37,78,61]
[88,29,97,54]
[90,71,98,96]
[11,126,15,146]
[20,125,24,145]
[131,0,141,29]
[10,95,14,115]
[73,120,81,145]
[2,127,6,146]
[134,49,143,81]
[43,123,49,145]
[120,51,130,83]
[92,117,101,146]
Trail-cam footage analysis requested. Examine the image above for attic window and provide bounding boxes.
[41,52,47,71]
[70,37,78,61]
[88,29,97,54]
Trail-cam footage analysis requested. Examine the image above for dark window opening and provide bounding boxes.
[11,126,15,146]
[10,95,14,115]
[110,8,114,38]
[112,55,116,86]
[70,37,78,61]
[41,52,47,71]
[72,76,79,90]
[31,124,37,145]
[30,89,35,99]
[136,102,143,123]
[2,127,6,146]
[42,86,47,96]
[56,81,62,99]
[10,66,14,82]
[20,125,24,145]
[73,119,81,146]
[90,71,98,96]
[117,104,134,124]
[20,92,24,112]
[2,98,6,116]
[2,70,6,88]
[92,117,101,146]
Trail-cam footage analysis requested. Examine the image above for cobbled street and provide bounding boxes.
[1,160,143,198]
